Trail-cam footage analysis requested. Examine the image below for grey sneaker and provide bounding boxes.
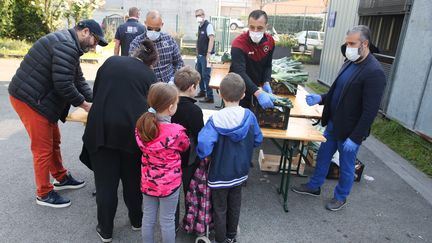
[291,183,321,196]
[325,198,347,211]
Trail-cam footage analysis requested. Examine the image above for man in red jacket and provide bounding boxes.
[229,10,275,109]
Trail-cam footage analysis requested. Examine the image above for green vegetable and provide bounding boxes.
[221,52,231,63]
[272,96,294,109]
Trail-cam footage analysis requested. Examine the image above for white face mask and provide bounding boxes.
[196,17,204,23]
[345,47,361,62]
[249,31,264,44]
[147,31,160,41]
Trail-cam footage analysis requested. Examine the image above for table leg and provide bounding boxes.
[282,146,293,212]
[295,142,308,177]
[278,142,288,195]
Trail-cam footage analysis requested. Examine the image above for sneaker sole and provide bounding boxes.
[291,188,320,197]
[53,182,86,191]
[36,199,71,208]
[96,231,112,243]
[131,226,141,231]
[326,202,347,211]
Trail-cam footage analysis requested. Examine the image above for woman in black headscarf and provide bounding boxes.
[81,40,158,242]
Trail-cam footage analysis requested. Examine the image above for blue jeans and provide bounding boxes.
[307,122,359,201]
[142,188,180,243]
[196,55,213,99]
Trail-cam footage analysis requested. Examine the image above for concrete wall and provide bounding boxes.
[318,0,360,86]
[386,0,432,137]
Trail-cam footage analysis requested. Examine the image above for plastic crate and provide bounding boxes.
[252,103,291,130]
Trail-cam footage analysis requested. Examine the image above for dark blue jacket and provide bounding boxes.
[320,53,386,144]
[197,107,263,188]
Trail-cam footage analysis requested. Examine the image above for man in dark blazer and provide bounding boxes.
[292,25,386,211]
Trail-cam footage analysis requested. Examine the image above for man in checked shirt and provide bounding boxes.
[129,10,184,83]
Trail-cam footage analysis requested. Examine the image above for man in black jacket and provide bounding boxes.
[292,25,386,211]
[8,19,108,208]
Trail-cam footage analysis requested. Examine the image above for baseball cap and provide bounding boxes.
[77,19,108,46]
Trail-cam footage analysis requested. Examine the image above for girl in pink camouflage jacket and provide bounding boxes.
[135,82,189,243]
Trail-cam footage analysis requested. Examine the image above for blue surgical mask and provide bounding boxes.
[147,31,160,41]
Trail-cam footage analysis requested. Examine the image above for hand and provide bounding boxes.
[262,82,272,94]
[206,53,211,62]
[305,94,322,106]
[343,138,359,152]
[256,91,275,109]
[79,101,92,112]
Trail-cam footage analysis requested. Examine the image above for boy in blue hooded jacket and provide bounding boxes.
[197,73,263,243]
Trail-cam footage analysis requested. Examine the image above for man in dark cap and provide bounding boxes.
[8,19,107,208]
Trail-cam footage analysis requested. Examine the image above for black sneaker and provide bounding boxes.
[96,225,112,242]
[131,224,141,231]
[194,91,206,98]
[291,183,321,196]
[36,191,71,208]
[325,198,347,211]
[199,97,214,103]
[53,172,86,190]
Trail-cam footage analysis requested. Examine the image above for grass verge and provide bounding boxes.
[0,38,114,59]
[307,80,432,177]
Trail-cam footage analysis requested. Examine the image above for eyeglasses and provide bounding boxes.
[195,14,203,17]
[146,26,161,32]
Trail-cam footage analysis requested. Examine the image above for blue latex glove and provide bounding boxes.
[262,82,272,94]
[305,94,322,106]
[343,138,359,152]
[257,92,275,109]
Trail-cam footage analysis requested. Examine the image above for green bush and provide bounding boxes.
[11,0,49,42]
[268,15,323,34]
[0,38,31,55]
[0,0,15,38]
[275,34,298,48]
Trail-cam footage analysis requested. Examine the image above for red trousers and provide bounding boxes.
[10,96,67,197]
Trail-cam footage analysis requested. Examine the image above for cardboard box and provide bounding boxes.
[258,149,305,174]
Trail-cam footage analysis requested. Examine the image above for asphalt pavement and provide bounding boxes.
[0,58,431,243]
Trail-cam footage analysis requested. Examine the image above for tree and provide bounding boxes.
[64,0,105,27]
[0,0,15,38]
[33,0,69,32]
[12,0,49,41]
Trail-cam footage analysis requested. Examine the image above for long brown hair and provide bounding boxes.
[136,82,179,142]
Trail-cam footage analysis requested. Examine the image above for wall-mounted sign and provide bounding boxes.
[328,11,337,28]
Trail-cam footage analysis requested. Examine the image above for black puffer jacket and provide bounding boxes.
[8,29,92,123]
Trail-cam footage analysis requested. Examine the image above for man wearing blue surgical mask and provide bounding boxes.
[292,25,386,211]
[129,10,184,83]
[229,10,275,109]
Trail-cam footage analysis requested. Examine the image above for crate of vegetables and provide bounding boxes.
[271,57,309,96]
[270,80,298,96]
[270,72,309,96]
[253,97,293,130]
